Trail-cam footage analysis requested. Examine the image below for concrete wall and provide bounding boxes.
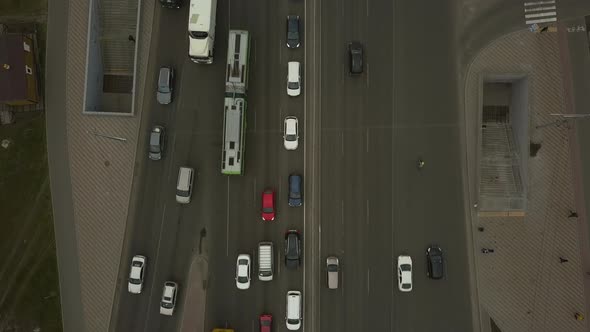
[83,0,104,113]
[510,78,530,188]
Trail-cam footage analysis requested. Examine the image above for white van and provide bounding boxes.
[258,242,274,281]
[176,167,194,204]
[326,256,339,289]
[287,61,301,96]
[286,290,302,330]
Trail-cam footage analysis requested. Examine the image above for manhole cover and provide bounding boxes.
[1,139,11,149]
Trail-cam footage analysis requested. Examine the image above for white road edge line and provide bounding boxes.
[226,177,230,257]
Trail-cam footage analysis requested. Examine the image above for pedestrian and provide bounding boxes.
[569,210,579,218]
[575,312,585,321]
[128,35,135,43]
[559,257,569,263]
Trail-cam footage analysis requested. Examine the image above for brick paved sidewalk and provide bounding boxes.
[464,29,588,332]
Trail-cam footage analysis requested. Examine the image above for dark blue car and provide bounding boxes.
[288,174,303,207]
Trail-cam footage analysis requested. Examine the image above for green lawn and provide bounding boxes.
[0,112,62,331]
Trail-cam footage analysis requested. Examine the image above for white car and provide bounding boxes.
[283,116,299,150]
[397,255,412,292]
[127,255,146,294]
[287,61,301,96]
[159,281,178,316]
[235,254,251,290]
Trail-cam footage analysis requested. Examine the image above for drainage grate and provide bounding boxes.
[483,105,510,123]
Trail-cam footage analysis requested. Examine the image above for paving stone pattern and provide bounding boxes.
[465,30,588,332]
[64,0,154,330]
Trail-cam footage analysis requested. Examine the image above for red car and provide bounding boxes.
[259,314,272,332]
[261,190,276,221]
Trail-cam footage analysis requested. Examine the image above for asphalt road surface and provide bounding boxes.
[315,0,473,331]
[111,1,590,332]
[114,0,306,330]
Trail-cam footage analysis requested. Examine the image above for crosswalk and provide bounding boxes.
[524,0,558,25]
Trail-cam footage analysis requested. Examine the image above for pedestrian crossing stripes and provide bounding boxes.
[524,0,557,25]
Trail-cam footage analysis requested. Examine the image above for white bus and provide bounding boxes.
[221,30,250,175]
[188,0,217,64]
[221,97,246,175]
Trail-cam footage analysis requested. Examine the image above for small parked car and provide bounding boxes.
[157,66,174,105]
[259,314,272,332]
[285,230,301,269]
[283,116,299,150]
[159,281,178,316]
[286,15,301,48]
[235,254,251,290]
[397,255,412,292]
[261,190,276,221]
[127,255,146,294]
[326,256,339,289]
[427,246,444,279]
[287,61,301,96]
[348,42,363,74]
[288,174,303,207]
[148,125,165,161]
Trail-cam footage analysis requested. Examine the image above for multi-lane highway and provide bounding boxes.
[314,0,473,331]
[109,0,581,331]
[114,0,306,330]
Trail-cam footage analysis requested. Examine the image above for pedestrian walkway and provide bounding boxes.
[50,0,156,330]
[464,29,588,331]
[524,0,558,25]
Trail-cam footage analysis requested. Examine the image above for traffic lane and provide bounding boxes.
[365,128,394,332]
[114,3,195,330]
[365,0,393,128]
[393,0,458,126]
[318,131,346,332]
[392,126,472,331]
[319,0,347,129]
[318,130,370,332]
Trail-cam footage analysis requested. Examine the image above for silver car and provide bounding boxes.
[156,66,174,104]
[148,125,165,161]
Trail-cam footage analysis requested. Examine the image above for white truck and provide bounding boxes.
[258,242,273,281]
[188,0,217,64]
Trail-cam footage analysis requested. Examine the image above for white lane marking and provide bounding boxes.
[366,62,370,88]
[253,109,257,132]
[226,177,230,257]
[253,177,257,205]
[144,203,168,330]
[366,199,370,224]
[525,11,557,18]
[341,200,345,225]
[524,0,555,5]
[366,129,369,153]
[367,269,370,294]
[253,38,257,64]
[366,0,369,16]
[526,16,557,24]
[341,132,345,156]
[524,5,556,12]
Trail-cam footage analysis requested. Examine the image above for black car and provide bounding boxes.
[285,230,301,269]
[426,246,444,279]
[288,174,303,207]
[286,15,301,48]
[348,42,363,74]
[160,0,181,8]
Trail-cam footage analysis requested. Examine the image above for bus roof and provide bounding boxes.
[221,97,245,174]
[225,30,249,95]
